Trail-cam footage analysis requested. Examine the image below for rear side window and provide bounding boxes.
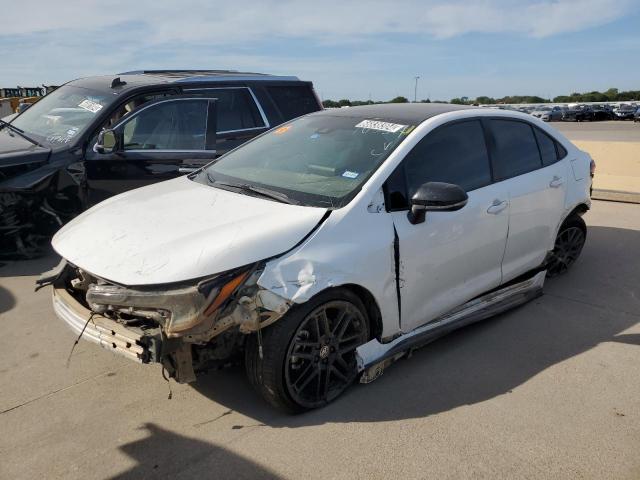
[267,85,319,120]
[556,142,568,159]
[533,127,558,166]
[403,120,492,196]
[211,89,265,132]
[489,120,542,180]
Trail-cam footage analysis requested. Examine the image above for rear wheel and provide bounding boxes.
[245,289,369,413]
[547,215,587,277]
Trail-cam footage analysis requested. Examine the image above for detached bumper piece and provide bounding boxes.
[53,287,155,363]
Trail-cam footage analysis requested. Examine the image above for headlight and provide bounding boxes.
[86,268,252,336]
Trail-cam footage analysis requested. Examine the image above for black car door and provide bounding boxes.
[84,96,217,206]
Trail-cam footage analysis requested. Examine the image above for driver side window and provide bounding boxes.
[121,99,208,151]
[404,120,492,197]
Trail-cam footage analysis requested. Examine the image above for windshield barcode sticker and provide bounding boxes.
[355,120,406,133]
[78,99,103,113]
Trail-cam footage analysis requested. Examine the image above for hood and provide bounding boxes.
[0,128,51,174]
[52,176,328,286]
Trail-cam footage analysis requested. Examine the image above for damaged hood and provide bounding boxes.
[0,128,51,180]
[52,176,327,286]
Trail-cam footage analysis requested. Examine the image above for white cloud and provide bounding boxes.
[2,0,636,42]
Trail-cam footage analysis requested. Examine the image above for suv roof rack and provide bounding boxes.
[118,70,300,82]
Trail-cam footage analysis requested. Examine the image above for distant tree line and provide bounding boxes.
[322,88,639,108]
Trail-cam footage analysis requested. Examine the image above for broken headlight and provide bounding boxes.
[85,268,252,336]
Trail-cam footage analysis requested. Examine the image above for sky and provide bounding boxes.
[1,0,639,101]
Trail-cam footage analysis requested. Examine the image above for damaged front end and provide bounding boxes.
[45,261,291,383]
[1,158,81,259]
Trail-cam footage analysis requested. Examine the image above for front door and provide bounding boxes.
[84,97,218,205]
[387,119,509,332]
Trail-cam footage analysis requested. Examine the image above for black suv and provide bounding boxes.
[0,70,322,257]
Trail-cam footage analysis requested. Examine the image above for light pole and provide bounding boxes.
[414,76,420,102]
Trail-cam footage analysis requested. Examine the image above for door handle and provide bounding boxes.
[487,199,508,215]
[549,175,564,188]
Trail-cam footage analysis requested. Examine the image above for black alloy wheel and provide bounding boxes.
[547,216,586,277]
[285,300,368,409]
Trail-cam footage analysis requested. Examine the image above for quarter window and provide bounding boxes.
[489,120,542,180]
[403,120,492,197]
[533,127,558,166]
[267,86,319,120]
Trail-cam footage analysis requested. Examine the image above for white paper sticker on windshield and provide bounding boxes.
[355,119,406,133]
[78,99,103,113]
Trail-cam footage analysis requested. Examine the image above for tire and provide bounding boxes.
[245,288,370,413]
[546,215,587,277]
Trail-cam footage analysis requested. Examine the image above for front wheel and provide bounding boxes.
[547,215,587,277]
[245,289,369,413]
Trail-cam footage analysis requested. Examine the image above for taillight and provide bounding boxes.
[590,158,596,176]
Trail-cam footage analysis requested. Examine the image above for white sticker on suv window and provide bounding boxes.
[355,119,406,133]
[342,170,359,179]
[78,99,103,113]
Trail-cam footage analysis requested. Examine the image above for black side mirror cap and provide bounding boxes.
[408,181,468,224]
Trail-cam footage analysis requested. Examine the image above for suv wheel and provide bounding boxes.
[547,215,587,277]
[245,289,369,413]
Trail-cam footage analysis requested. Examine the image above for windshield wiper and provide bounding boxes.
[206,173,299,205]
[0,119,43,148]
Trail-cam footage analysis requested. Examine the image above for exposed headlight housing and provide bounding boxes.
[86,268,252,337]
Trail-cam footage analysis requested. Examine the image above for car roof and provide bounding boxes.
[118,69,300,83]
[313,103,476,125]
[66,70,304,92]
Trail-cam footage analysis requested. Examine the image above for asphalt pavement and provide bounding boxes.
[1,200,639,480]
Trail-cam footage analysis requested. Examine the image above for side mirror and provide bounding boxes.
[408,182,468,225]
[94,129,118,154]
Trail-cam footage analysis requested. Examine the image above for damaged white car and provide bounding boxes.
[40,104,592,412]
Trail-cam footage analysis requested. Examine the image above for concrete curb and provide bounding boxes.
[592,189,640,204]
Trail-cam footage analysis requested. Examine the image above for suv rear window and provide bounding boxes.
[489,120,542,180]
[267,86,319,121]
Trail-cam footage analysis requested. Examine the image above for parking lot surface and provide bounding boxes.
[554,120,640,142]
[1,199,639,480]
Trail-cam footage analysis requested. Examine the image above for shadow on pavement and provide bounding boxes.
[0,252,59,278]
[111,423,280,480]
[192,225,640,427]
[0,286,16,315]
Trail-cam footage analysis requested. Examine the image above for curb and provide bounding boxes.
[592,189,640,204]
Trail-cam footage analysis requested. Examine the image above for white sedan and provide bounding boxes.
[42,104,592,412]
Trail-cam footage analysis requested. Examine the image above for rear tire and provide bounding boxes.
[245,288,369,413]
[546,215,587,277]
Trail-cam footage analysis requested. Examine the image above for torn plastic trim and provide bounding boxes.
[356,270,546,382]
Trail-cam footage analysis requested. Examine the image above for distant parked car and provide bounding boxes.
[634,107,640,123]
[562,105,594,122]
[614,104,636,120]
[588,105,614,121]
[531,106,564,122]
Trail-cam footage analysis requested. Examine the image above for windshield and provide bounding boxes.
[200,114,414,208]
[11,84,116,145]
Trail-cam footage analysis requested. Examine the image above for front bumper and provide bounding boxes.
[53,286,151,363]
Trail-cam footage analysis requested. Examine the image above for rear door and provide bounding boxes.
[486,119,568,282]
[182,87,270,157]
[84,96,217,205]
[387,119,510,332]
